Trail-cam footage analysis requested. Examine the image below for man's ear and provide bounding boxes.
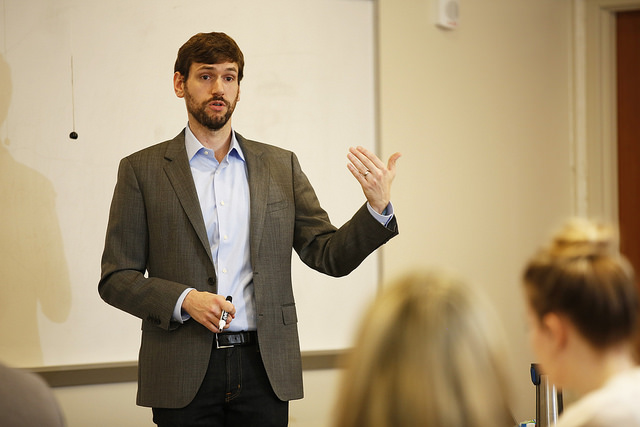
[542,312,569,351]
[173,72,185,98]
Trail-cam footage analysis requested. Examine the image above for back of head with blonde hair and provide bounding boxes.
[523,218,638,348]
[332,270,515,427]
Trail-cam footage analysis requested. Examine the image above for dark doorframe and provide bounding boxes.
[616,9,640,353]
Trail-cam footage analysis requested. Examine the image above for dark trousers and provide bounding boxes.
[152,344,288,427]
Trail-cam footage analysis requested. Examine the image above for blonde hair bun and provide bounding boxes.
[549,218,618,259]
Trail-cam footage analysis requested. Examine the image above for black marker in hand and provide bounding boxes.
[218,296,233,330]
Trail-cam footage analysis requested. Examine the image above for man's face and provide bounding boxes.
[175,62,240,131]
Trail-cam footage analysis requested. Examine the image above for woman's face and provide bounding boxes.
[526,304,562,385]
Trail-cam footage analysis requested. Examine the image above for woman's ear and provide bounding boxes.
[542,312,569,351]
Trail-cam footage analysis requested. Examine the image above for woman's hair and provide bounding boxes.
[332,270,515,427]
[174,32,244,81]
[523,218,638,348]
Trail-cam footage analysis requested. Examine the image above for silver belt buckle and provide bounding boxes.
[215,334,233,349]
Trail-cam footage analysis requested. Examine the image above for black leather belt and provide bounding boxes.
[215,331,258,349]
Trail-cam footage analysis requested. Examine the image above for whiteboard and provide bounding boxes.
[0,0,378,368]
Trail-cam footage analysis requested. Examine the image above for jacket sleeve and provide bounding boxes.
[290,152,398,277]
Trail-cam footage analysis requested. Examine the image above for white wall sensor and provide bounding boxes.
[435,0,460,30]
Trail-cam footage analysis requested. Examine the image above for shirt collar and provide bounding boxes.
[184,124,245,162]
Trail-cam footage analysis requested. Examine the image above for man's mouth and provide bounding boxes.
[209,99,227,111]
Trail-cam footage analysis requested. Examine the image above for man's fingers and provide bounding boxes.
[387,152,402,172]
[349,146,383,172]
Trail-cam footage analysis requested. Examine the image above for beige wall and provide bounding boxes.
[50,0,574,425]
[52,369,341,427]
[378,0,573,422]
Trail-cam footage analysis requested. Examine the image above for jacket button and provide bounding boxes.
[208,277,215,286]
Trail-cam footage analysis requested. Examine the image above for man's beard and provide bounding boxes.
[185,90,238,131]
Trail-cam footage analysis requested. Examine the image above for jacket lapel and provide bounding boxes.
[237,134,269,263]
[162,131,214,265]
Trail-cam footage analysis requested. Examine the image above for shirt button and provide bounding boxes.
[222,268,228,274]
[223,235,228,241]
[220,201,225,206]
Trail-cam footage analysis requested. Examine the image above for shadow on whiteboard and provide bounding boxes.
[0,53,72,368]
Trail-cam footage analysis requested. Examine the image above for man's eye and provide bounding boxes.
[201,75,211,80]
[225,76,235,82]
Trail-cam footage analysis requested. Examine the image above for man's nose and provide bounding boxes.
[211,77,224,94]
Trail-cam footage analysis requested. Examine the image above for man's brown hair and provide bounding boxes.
[174,32,244,81]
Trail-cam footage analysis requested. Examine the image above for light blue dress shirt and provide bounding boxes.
[173,124,394,331]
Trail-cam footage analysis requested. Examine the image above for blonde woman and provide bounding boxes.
[523,218,640,426]
[332,270,515,427]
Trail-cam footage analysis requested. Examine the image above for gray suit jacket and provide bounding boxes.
[99,130,398,408]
